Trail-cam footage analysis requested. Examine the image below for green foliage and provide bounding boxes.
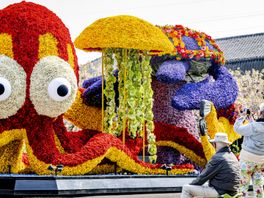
[125,49,141,138]
[141,53,157,162]
[102,48,118,135]
[115,49,125,136]
[115,49,157,162]
[102,48,157,162]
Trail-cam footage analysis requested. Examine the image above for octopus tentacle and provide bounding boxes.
[26,116,60,164]
[53,116,99,153]
[25,132,194,175]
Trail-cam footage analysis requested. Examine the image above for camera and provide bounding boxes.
[246,109,251,115]
[241,108,251,115]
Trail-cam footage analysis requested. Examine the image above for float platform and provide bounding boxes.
[0,174,196,197]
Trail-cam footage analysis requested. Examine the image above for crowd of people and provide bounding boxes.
[181,102,264,198]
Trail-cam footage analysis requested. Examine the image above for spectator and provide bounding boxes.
[181,132,240,198]
[234,103,264,198]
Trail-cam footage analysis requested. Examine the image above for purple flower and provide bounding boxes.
[205,40,215,50]
[82,72,119,107]
[152,78,199,139]
[156,60,190,83]
[172,66,238,110]
[156,146,201,170]
[182,36,200,50]
[156,146,182,164]
[82,76,102,89]
[83,79,103,107]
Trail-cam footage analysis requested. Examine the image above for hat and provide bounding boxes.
[259,103,264,113]
[209,132,231,144]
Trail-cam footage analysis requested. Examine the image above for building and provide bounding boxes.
[216,33,264,71]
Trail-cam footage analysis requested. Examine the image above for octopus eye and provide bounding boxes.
[0,77,12,101]
[30,56,77,117]
[0,55,26,119]
[48,78,71,101]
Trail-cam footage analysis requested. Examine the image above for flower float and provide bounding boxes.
[83,25,241,168]
[0,2,196,175]
[0,1,240,175]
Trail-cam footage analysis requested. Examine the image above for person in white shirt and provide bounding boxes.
[234,103,264,198]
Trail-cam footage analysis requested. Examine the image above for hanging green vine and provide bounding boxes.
[141,52,157,163]
[126,49,144,138]
[104,48,157,163]
[115,49,127,137]
[102,48,118,135]
[126,49,136,138]
[131,50,144,136]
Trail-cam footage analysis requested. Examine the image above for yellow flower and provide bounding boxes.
[205,104,241,143]
[74,15,174,54]
[0,129,26,173]
[180,42,185,48]
[200,136,215,161]
[64,90,102,131]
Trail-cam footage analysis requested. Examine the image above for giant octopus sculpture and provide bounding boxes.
[82,25,242,167]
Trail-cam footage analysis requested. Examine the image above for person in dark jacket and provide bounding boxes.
[181,132,240,198]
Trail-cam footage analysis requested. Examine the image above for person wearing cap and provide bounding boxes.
[181,132,240,198]
[234,103,264,198]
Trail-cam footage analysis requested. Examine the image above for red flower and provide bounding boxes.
[22,152,29,166]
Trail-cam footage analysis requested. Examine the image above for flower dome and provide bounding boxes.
[154,25,225,65]
[74,15,174,54]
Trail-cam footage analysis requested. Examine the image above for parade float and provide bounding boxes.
[0,1,242,196]
[80,24,242,166]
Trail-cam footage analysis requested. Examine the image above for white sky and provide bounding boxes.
[1,0,264,64]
